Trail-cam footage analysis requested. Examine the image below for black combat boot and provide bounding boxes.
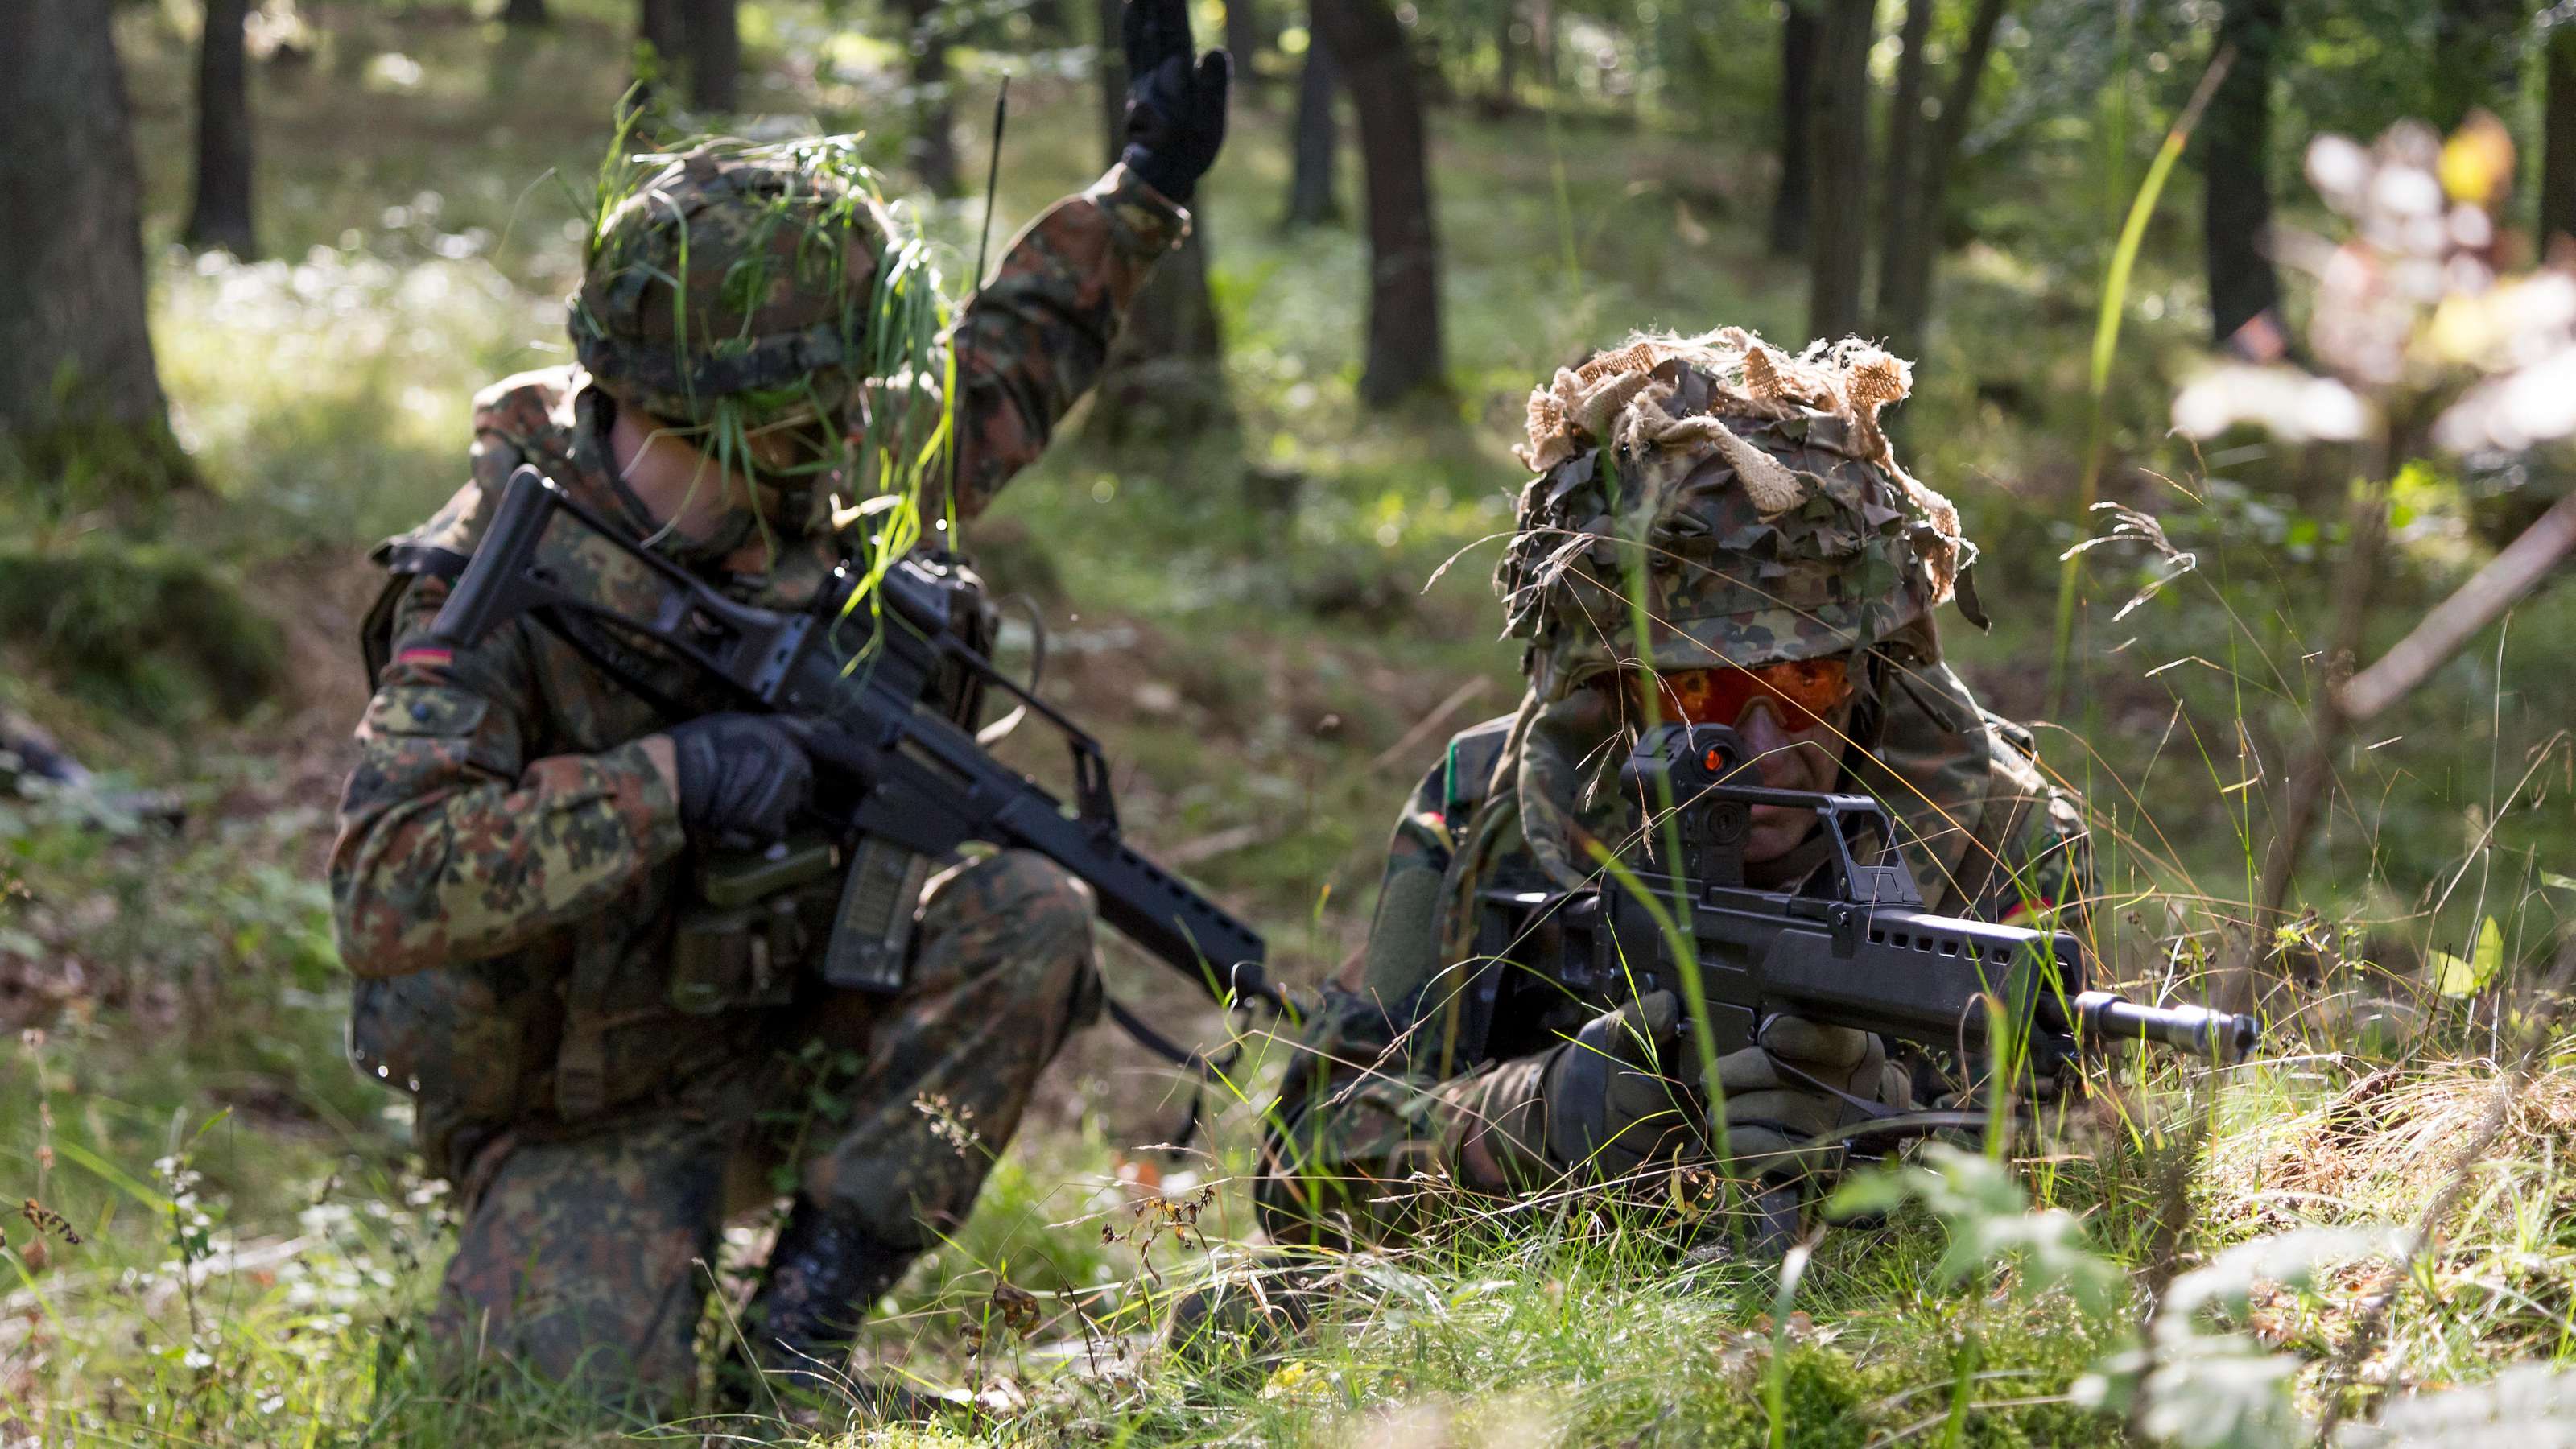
[718,1197,919,1414]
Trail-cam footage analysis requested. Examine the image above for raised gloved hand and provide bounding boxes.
[1541,990,1698,1182]
[1714,1014,1913,1187]
[665,712,816,846]
[1119,0,1231,205]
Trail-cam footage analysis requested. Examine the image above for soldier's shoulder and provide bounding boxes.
[469,365,580,440]
[1437,711,1519,805]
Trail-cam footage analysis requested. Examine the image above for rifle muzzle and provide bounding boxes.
[2073,991,2258,1063]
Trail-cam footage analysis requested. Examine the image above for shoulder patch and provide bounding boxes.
[364,685,489,741]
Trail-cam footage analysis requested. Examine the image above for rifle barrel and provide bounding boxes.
[2073,990,2256,1062]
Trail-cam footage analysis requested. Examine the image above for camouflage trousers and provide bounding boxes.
[427,849,1100,1404]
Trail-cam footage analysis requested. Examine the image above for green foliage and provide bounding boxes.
[0,540,284,725]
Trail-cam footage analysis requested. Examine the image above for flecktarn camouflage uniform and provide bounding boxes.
[1253,330,2093,1248]
[332,161,1184,1399]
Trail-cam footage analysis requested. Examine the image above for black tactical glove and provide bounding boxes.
[1542,990,1699,1181]
[1714,1014,1913,1187]
[666,712,816,846]
[1119,0,1231,205]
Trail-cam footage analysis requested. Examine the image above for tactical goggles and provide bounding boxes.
[1607,656,1858,731]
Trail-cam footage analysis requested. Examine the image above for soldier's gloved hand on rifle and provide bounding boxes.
[660,712,816,846]
[1119,0,1231,205]
[1536,990,1700,1182]
[1714,1014,1913,1191]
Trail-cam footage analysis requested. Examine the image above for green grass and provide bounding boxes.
[5,2,2574,1444]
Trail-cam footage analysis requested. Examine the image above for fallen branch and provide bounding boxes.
[2338,490,2576,722]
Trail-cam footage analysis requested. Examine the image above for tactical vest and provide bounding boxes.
[345,370,861,1177]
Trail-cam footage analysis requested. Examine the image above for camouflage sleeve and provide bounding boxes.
[328,575,688,980]
[941,164,1188,521]
[1257,762,1558,1245]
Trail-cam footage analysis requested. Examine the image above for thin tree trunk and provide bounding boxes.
[1492,2,1521,111]
[1769,2,1819,258]
[1286,32,1342,225]
[1311,0,1445,405]
[2202,0,2285,354]
[2545,18,2576,256]
[1806,0,1872,341]
[2429,0,2526,133]
[0,0,186,498]
[1529,0,1557,92]
[1225,0,1263,79]
[1097,0,1127,166]
[502,0,548,26]
[682,0,737,110]
[1876,0,2006,356]
[636,0,685,100]
[1091,0,1232,440]
[1872,0,1932,326]
[184,0,257,258]
[902,0,958,195]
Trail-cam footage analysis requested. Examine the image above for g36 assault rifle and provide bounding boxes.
[1466,722,2253,1092]
[426,465,1284,1023]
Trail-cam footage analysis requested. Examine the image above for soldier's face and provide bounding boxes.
[1624,657,1860,864]
[1731,693,1856,862]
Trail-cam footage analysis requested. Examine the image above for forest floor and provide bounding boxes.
[5,2,2574,1445]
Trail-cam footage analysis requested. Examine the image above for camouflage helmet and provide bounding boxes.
[569,142,898,430]
[1493,328,1972,702]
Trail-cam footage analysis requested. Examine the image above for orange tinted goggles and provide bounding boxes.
[1615,657,1856,730]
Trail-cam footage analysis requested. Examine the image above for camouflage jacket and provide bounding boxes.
[330,166,1185,1176]
[1257,649,2091,1246]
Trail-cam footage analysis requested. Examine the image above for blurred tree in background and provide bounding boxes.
[1,0,184,505]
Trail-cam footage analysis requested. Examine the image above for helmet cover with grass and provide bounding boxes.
[1492,328,1971,702]
[569,140,902,432]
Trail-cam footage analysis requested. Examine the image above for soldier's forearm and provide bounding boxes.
[940,164,1188,519]
[330,738,687,978]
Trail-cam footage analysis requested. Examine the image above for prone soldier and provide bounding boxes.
[1255,328,2095,1249]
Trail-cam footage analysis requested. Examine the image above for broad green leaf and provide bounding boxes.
[2432,916,2505,997]
[2539,871,2576,894]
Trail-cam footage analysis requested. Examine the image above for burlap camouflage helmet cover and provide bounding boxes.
[1493,327,1976,701]
[569,142,897,429]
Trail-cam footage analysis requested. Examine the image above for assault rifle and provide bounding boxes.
[425,465,1283,1021]
[1465,723,2253,1100]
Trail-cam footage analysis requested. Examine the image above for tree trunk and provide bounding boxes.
[184,0,257,258]
[1311,0,1444,405]
[1871,0,1931,324]
[902,0,958,195]
[1769,1,1819,257]
[1225,0,1264,79]
[1806,0,1872,341]
[1876,0,2006,356]
[1090,223,1235,441]
[2202,0,2285,354]
[1286,31,1342,225]
[0,0,185,499]
[1098,0,1127,166]
[502,0,548,26]
[2429,0,2525,133]
[636,0,685,101]
[1090,0,1232,440]
[682,0,737,110]
[2547,18,2576,257]
[1492,2,1520,110]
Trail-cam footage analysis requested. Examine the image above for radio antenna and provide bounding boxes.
[972,75,1011,290]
